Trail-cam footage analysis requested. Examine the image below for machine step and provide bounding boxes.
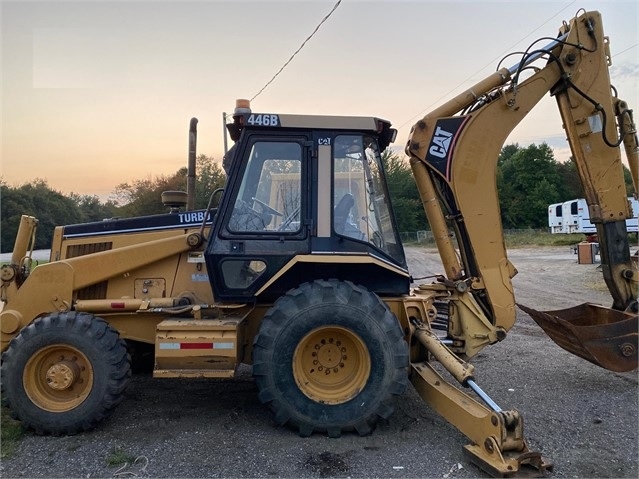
[153,318,244,377]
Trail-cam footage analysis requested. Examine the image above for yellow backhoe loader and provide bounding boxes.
[1,9,636,477]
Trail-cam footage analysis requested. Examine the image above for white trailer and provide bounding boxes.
[547,202,564,233]
[550,197,639,234]
[630,198,639,231]
[562,198,596,234]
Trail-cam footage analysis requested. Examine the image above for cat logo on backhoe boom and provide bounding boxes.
[429,126,453,158]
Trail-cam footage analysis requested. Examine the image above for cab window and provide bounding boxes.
[228,141,302,233]
[333,135,404,263]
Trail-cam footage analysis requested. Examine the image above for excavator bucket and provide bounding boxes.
[518,303,638,372]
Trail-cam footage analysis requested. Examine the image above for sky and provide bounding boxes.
[1,0,638,201]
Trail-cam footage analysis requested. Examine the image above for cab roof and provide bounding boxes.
[226,102,396,150]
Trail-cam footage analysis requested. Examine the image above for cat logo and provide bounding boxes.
[429,126,453,159]
[425,116,469,181]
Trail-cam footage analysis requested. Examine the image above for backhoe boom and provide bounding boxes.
[406,9,637,370]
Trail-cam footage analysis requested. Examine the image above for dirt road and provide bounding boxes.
[1,246,637,478]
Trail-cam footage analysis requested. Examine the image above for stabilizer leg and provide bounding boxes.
[410,361,553,477]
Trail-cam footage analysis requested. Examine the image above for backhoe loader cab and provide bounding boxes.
[206,105,408,302]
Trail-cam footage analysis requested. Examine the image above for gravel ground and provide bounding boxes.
[1,246,637,478]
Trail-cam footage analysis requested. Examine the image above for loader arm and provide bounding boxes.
[0,223,204,351]
[406,10,637,370]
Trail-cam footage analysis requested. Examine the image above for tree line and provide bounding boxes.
[384,143,633,233]
[1,145,633,253]
[1,155,226,253]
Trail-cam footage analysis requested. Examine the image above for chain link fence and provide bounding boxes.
[400,229,550,246]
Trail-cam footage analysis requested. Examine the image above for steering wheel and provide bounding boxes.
[252,197,283,217]
[229,200,271,231]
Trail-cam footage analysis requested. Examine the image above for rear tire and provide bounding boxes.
[253,279,408,437]
[1,312,131,435]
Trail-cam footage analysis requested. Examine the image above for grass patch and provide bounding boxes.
[1,405,24,459]
[409,230,587,248]
[411,229,637,248]
[106,446,136,467]
[503,230,585,247]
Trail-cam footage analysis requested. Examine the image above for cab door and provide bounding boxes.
[205,133,312,302]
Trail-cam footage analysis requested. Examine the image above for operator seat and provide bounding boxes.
[334,193,355,234]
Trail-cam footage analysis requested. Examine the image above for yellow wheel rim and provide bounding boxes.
[292,326,371,404]
[23,344,94,412]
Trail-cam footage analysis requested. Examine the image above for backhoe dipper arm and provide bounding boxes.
[406,10,637,334]
[553,17,638,310]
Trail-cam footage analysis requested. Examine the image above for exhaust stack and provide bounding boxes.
[187,117,198,211]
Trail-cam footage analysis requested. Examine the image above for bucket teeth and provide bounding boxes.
[518,303,638,372]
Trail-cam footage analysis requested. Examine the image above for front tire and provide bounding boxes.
[1,312,131,435]
[252,279,408,437]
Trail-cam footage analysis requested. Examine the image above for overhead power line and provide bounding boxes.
[251,0,342,102]
[614,42,639,57]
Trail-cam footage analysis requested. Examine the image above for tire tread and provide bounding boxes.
[1,311,131,435]
[253,279,408,437]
